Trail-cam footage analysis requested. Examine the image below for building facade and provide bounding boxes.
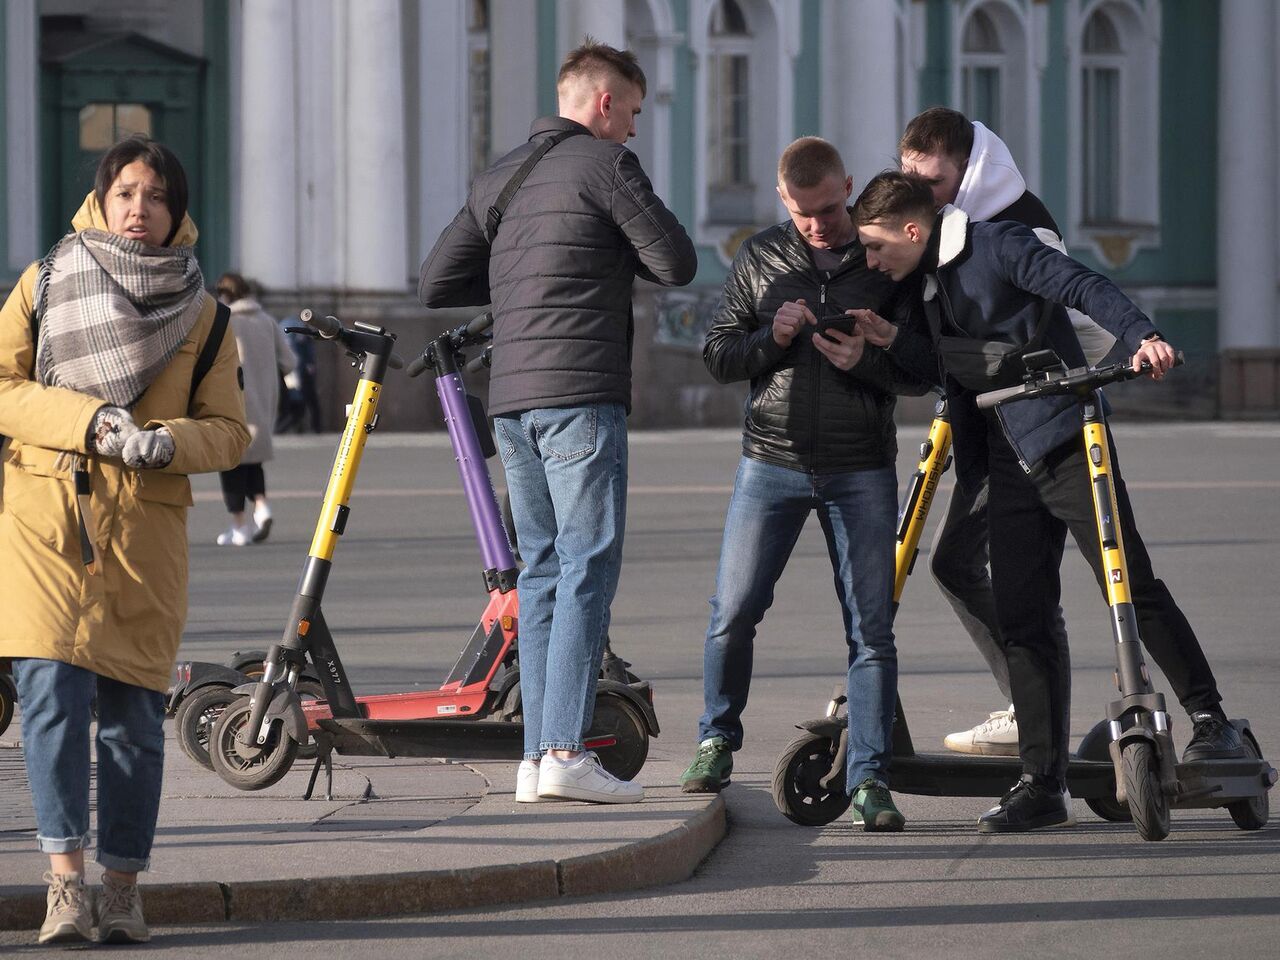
[2,0,1276,427]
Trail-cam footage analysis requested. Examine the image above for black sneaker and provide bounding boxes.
[977,776,1072,834]
[1182,711,1247,762]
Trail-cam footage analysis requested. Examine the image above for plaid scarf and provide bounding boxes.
[35,228,206,408]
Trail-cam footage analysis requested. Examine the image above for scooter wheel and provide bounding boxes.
[174,685,239,770]
[227,650,270,679]
[772,731,851,827]
[208,696,300,791]
[1122,740,1170,841]
[589,693,649,782]
[1227,735,1269,831]
[1075,720,1131,823]
[0,673,16,740]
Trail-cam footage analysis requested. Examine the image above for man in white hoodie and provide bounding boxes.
[873,108,1241,772]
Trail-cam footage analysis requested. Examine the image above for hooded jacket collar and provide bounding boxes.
[953,122,1025,223]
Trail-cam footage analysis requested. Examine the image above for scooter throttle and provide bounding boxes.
[300,309,342,340]
[976,382,1029,410]
[405,352,429,378]
[464,344,493,374]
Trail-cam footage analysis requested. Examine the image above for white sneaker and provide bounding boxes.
[252,505,273,543]
[216,523,255,546]
[515,759,544,802]
[943,706,1019,756]
[537,751,643,803]
[1062,787,1078,827]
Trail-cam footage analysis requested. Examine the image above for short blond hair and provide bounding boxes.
[778,137,846,190]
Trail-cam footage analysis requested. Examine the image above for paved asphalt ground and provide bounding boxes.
[2,419,1278,957]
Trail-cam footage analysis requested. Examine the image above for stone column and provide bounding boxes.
[5,0,39,270]
[418,0,470,257]
[1218,0,1278,349]
[558,0,626,59]
[344,0,410,291]
[490,0,540,156]
[238,0,298,289]
[822,0,900,190]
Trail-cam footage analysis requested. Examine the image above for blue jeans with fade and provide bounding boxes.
[12,658,166,872]
[495,403,628,759]
[697,457,899,790]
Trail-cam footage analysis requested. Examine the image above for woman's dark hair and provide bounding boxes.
[215,272,251,303]
[93,136,190,246]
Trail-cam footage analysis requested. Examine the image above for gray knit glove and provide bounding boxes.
[87,405,139,458]
[122,427,175,469]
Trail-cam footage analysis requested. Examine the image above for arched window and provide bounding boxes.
[954,2,1030,169]
[707,0,753,223]
[960,8,1002,133]
[1067,0,1161,266]
[467,0,491,179]
[1081,7,1123,224]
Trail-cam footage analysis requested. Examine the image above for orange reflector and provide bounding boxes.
[298,619,311,636]
[502,616,514,630]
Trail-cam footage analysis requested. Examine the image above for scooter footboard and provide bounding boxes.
[317,718,524,760]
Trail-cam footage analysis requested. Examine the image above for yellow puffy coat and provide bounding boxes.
[0,195,250,691]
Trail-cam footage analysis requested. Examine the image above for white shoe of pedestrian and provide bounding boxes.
[38,872,92,945]
[252,505,273,543]
[537,751,643,803]
[515,759,544,802]
[943,706,1019,756]
[215,523,255,546]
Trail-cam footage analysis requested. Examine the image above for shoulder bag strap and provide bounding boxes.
[484,129,587,244]
[189,299,231,411]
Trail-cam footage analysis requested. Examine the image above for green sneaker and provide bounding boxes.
[680,736,733,793]
[850,778,906,832]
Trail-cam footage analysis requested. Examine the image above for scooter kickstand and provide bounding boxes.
[303,739,335,801]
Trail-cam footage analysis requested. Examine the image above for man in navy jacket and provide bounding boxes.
[850,171,1243,833]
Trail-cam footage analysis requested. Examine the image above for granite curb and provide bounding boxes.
[0,795,726,930]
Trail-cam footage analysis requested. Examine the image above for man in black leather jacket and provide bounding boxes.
[679,138,926,833]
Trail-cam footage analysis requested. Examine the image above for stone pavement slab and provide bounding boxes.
[0,722,725,930]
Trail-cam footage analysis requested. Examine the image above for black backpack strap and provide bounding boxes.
[484,129,587,244]
[189,300,231,411]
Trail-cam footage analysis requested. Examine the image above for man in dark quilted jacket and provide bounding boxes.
[420,40,695,805]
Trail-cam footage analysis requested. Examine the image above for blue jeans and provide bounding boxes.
[698,457,898,790]
[12,658,166,872]
[495,403,628,758]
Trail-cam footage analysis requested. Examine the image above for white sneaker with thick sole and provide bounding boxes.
[216,523,256,546]
[252,505,273,543]
[38,872,92,945]
[515,759,544,802]
[943,706,1019,756]
[537,752,643,803]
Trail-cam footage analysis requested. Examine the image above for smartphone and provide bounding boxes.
[816,312,855,338]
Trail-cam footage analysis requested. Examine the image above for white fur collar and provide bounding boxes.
[922,205,969,301]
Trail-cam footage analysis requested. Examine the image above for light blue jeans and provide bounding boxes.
[697,457,899,790]
[12,658,166,872]
[495,403,628,759]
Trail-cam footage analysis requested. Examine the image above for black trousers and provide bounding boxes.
[985,415,1222,780]
[219,463,266,514]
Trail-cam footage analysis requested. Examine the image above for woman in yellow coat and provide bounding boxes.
[0,137,248,945]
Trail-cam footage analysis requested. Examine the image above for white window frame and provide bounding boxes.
[691,0,798,263]
[951,0,1039,191]
[1066,0,1162,267]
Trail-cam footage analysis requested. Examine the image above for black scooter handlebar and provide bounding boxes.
[975,351,1184,411]
[299,308,341,340]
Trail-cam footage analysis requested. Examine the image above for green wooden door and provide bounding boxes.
[41,33,203,250]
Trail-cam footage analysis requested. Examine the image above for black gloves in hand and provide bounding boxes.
[122,428,175,469]
[87,405,139,458]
